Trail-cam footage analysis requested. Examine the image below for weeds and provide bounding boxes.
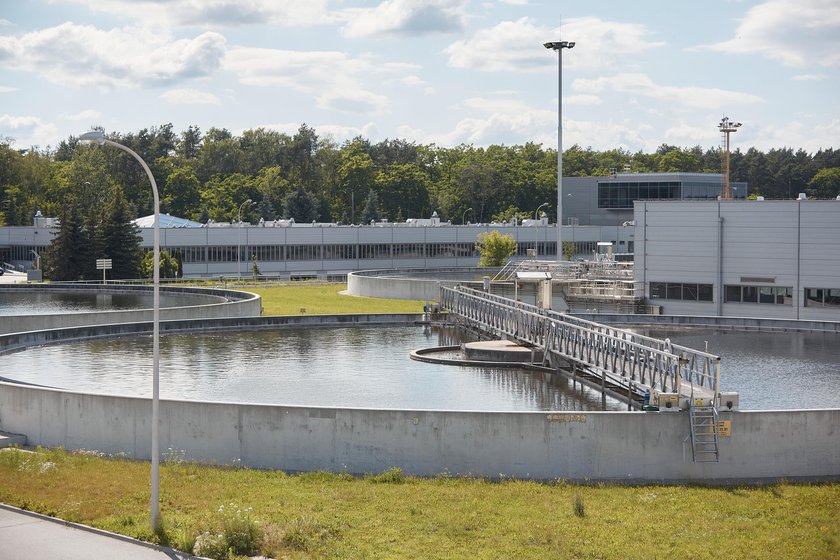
[573,493,585,517]
[191,502,261,559]
[366,466,406,484]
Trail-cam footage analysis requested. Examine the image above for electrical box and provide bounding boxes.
[718,392,740,410]
[657,393,680,411]
[692,397,713,407]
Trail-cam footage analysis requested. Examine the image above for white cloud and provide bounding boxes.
[444,16,664,72]
[573,73,764,109]
[341,0,466,38]
[224,47,397,115]
[696,0,840,67]
[56,0,332,29]
[0,85,18,93]
[423,96,556,146]
[0,23,226,90]
[565,94,601,106]
[160,88,221,105]
[58,109,102,121]
[791,73,828,81]
[0,114,59,147]
[397,75,435,94]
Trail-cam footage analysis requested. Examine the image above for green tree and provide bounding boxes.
[475,230,517,267]
[807,168,840,199]
[96,186,143,279]
[563,241,577,260]
[42,201,92,281]
[161,164,201,219]
[251,254,261,278]
[376,163,430,221]
[361,189,380,223]
[282,187,319,222]
[338,140,375,223]
[140,250,180,279]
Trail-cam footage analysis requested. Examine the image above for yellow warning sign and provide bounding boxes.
[717,420,731,437]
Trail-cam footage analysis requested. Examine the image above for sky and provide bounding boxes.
[1,0,838,154]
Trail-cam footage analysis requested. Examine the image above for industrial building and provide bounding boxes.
[634,199,840,320]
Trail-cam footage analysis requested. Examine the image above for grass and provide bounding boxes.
[0,447,838,559]
[209,281,428,316]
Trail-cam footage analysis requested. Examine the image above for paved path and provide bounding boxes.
[0,505,195,559]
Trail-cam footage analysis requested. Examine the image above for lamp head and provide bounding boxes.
[78,131,106,145]
[544,41,575,50]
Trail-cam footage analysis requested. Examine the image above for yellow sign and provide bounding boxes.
[717,420,731,437]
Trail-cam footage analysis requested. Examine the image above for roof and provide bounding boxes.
[132,214,204,228]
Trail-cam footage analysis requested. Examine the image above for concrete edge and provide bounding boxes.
[0,502,202,558]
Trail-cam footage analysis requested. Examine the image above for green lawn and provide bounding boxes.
[220,282,427,316]
[0,448,837,559]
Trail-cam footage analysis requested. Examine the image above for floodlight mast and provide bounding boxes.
[718,116,742,200]
[544,40,575,260]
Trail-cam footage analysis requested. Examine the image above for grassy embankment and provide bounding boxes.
[1,283,837,558]
[0,448,837,559]
[223,281,427,316]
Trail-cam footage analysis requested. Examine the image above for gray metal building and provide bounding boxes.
[563,172,747,227]
[634,199,840,320]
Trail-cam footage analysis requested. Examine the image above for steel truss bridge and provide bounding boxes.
[440,285,723,461]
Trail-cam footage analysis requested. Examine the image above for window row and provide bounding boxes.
[650,282,713,301]
[161,242,485,263]
[725,285,792,305]
[804,288,840,307]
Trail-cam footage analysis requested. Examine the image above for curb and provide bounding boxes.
[0,503,202,559]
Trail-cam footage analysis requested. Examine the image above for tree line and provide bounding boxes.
[2,124,839,232]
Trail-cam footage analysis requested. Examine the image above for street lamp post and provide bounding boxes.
[462,207,473,225]
[237,199,252,279]
[535,202,549,257]
[79,130,161,531]
[544,39,575,261]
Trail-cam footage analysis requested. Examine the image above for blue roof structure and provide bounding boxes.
[132,213,204,228]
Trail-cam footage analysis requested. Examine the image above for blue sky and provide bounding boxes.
[1,0,838,153]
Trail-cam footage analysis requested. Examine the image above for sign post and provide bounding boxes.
[96,258,113,283]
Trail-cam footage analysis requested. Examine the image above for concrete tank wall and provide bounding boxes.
[0,381,837,483]
[347,268,499,301]
[0,284,262,334]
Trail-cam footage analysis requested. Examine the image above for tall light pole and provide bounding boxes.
[718,116,741,200]
[544,39,575,261]
[462,207,473,224]
[237,199,252,279]
[535,202,549,256]
[79,130,161,532]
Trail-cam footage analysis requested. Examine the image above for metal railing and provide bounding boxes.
[440,285,721,397]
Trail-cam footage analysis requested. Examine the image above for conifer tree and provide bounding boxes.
[96,186,143,279]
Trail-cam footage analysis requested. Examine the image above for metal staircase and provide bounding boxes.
[689,404,720,462]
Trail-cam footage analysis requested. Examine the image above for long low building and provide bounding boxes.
[5,172,744,279]
[1,220,634,280]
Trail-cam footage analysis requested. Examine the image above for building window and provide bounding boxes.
[725,285,792,305]
[650,282,713,302]
[805,288,840,307]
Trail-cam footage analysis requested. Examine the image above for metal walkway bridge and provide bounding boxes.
[441,285,720,402]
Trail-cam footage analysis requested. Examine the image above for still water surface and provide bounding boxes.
[0,291,221,315]
[3,326,837,410]
[634,328,840,410]
[1,327,620,411]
